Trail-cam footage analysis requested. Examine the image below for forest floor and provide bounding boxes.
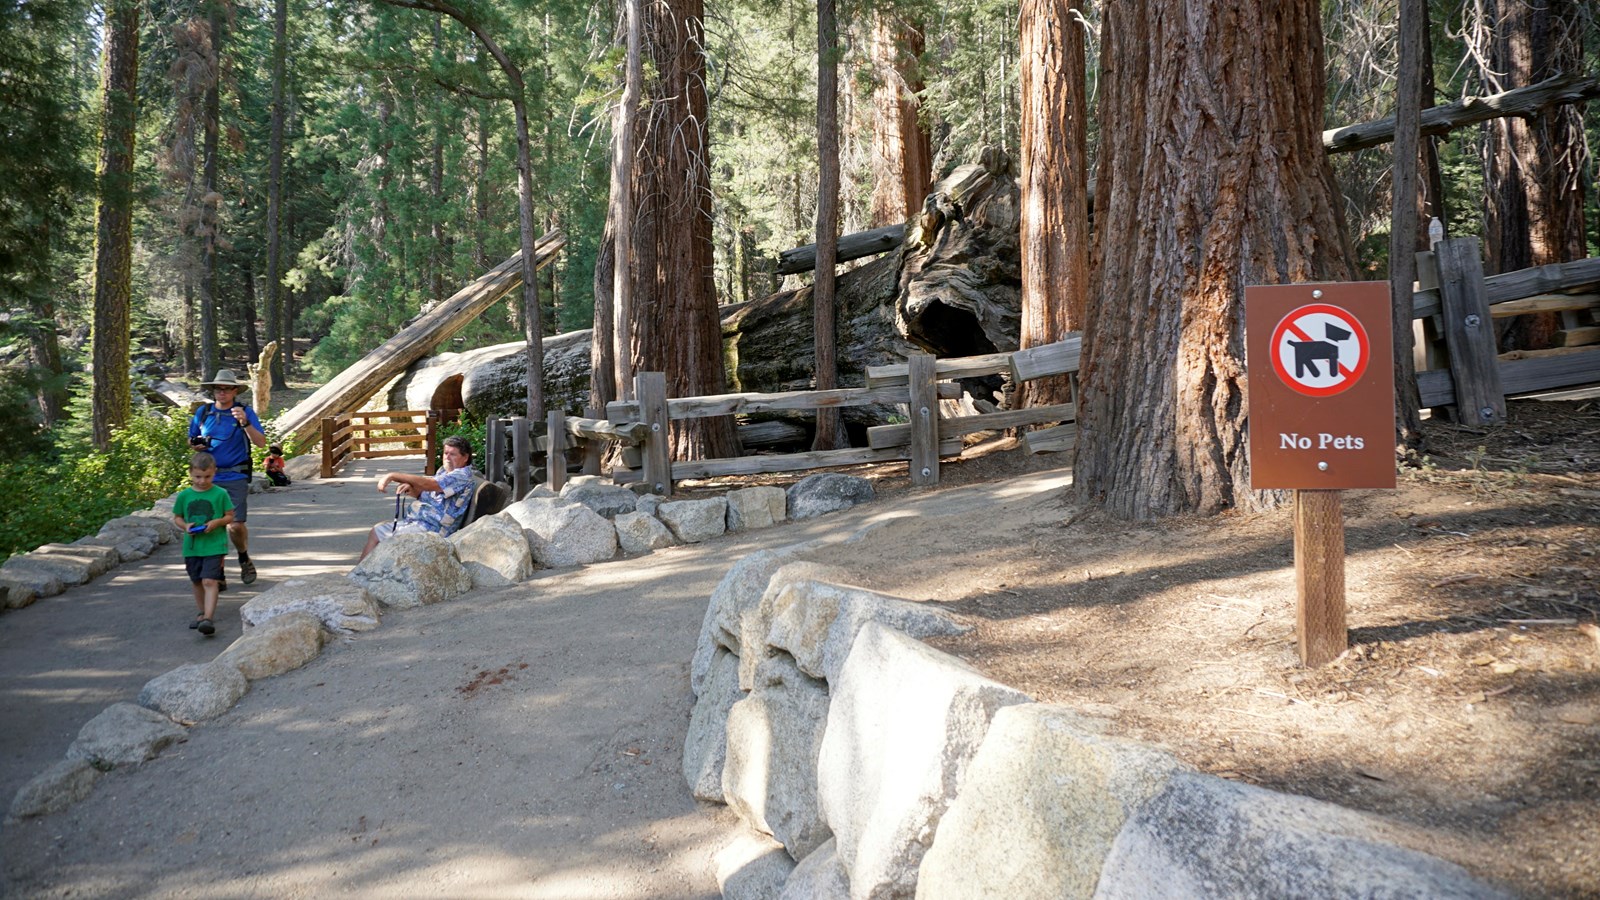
[687,396,1600,899]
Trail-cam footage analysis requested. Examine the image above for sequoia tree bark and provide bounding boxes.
[1073,0,1354,518]
[90,0,140,448]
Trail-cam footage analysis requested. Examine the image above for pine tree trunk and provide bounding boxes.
[1074,0,1353,518]
[198,3,224,376]
[634,0,738,459]
[1017,0,1088,409]
[90,0,139,449]
[613,0,640,400]
[868,12,931,227]
[813,0,843,450]
[264,0,288,388]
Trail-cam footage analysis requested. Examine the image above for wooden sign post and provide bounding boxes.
[1247,283,1395,667]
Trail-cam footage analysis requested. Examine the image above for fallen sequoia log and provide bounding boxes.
[389,150,1025,444]
[273,231,565,447]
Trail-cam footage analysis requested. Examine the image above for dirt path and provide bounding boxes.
[0,458,1075,898]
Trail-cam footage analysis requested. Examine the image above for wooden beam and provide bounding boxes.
[666,438,961,480]
[866,352,1014,387]
[607,385,914,420]
[274,231,565,448]
[1437,237,1505,424]
[1024,423,1077,454]
[546,409,567,492]
[866,402,1075,450]
[1556,326,1600,348]
[1413,258,1600,318]
[908,353,938,486]
[1009,336,1083,383]
[776,224,904,275]
[1416,345,1600,407]
[1324,73,1600,153]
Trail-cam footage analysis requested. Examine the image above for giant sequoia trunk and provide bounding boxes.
[634,0,738,460]
[1074,0,1354,518]
[1484,0,1588,350]
[868,12,931,227]
[1017,0,1089,408]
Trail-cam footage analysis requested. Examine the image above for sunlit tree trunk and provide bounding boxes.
[633,0,738,459]
[868,12,931,227]
[198,1,225,376]
[90,0,139,448]
[813,0,843,450]
[264,0,288,388]
[1017,0,1088,409]
[1074,0,1354,518]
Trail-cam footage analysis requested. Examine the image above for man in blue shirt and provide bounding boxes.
[359,436,476,560]
[188,369,267,585]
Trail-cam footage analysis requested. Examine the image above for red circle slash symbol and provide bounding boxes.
[1269,304,1370,397]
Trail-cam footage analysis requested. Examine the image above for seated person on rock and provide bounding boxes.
[360,436,475,560]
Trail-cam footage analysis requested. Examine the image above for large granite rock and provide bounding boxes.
[350,531,472,609]
[724,655,833,860]
[138,661,249,725]
[0,555,76,594]
[691,547,807,695]
[614,511,680,555]
[917,704,1186,898]
[560,480,639,518]
[657,497,730,544]
[67,702,187,766]
[816,623,1030,899]
[779,839,850,900]
[8,759,104,820]
[727,486,788,532]
[764,579,969,686]
[0,576,39,609]
[504,496,618,567]
[1093,772,1509,899]
[785,474,874,520]
[214,611,327,681]
[102,513,177,544]
[737,562,850,691]
[717,830,798,900]
[30,542,117,578]
[74,531,156,563]
[450,513,537,588]
[240,573,381,633]
[684,647,743,802]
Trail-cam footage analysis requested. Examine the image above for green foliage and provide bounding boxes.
[438,412,489,472]
[0,410,192,564]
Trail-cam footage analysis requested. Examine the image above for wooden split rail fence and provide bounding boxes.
[321,409,447,478]
[1412,237,1600,423]
[473,341,1083,500]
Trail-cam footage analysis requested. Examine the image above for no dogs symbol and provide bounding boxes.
[1269,304,1370,397]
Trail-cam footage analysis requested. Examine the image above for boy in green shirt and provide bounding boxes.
[172,452,235,636]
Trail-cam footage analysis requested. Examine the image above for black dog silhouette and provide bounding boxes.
[1287,323,1352,378]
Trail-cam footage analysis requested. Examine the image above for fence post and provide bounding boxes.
[424,410,440,475]
[512,416,531,500]
[581,406,604,476]
[487,417,506,484]
[636,371,672,496]
[1436,236,1505,425]
[546,409,567,493]
[908,352,939,486]
[1412,250,1447,374]
[321,417,336,478]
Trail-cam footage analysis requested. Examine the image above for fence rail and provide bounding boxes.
[1412,237,1600,422]
[321,409,445,478]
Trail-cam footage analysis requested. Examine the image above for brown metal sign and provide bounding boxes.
[1247,282,1396,490]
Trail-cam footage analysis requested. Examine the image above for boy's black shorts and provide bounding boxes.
[185,555,225,583]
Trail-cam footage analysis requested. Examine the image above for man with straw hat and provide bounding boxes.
[189,369,267,586]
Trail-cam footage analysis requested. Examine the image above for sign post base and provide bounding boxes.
[1295,489,1348,667]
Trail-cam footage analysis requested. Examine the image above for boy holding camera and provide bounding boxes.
[172,452,235,636]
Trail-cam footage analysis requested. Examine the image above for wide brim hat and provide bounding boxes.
[200,368,249,391]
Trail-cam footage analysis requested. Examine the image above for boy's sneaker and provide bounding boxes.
[189,617,201,629]
[239,554,256,585]
[197,618,215,636]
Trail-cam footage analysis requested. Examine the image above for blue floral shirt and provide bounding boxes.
[408,466,475,536]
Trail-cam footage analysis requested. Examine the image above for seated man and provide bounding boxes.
[360,436,476,560]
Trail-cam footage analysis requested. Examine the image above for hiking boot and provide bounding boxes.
[239,554,256,585]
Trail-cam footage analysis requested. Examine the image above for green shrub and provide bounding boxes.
[0,410,191,563]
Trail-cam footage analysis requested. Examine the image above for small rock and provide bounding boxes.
[786,474,874,519]
[350,531,472,609]
[726,486,787,532]
[67,702,187,766]
[8,759,103,820]
[615,511,680,555]
[658,497,729,543]
[215,612,326,680]
[138,661,249,725]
